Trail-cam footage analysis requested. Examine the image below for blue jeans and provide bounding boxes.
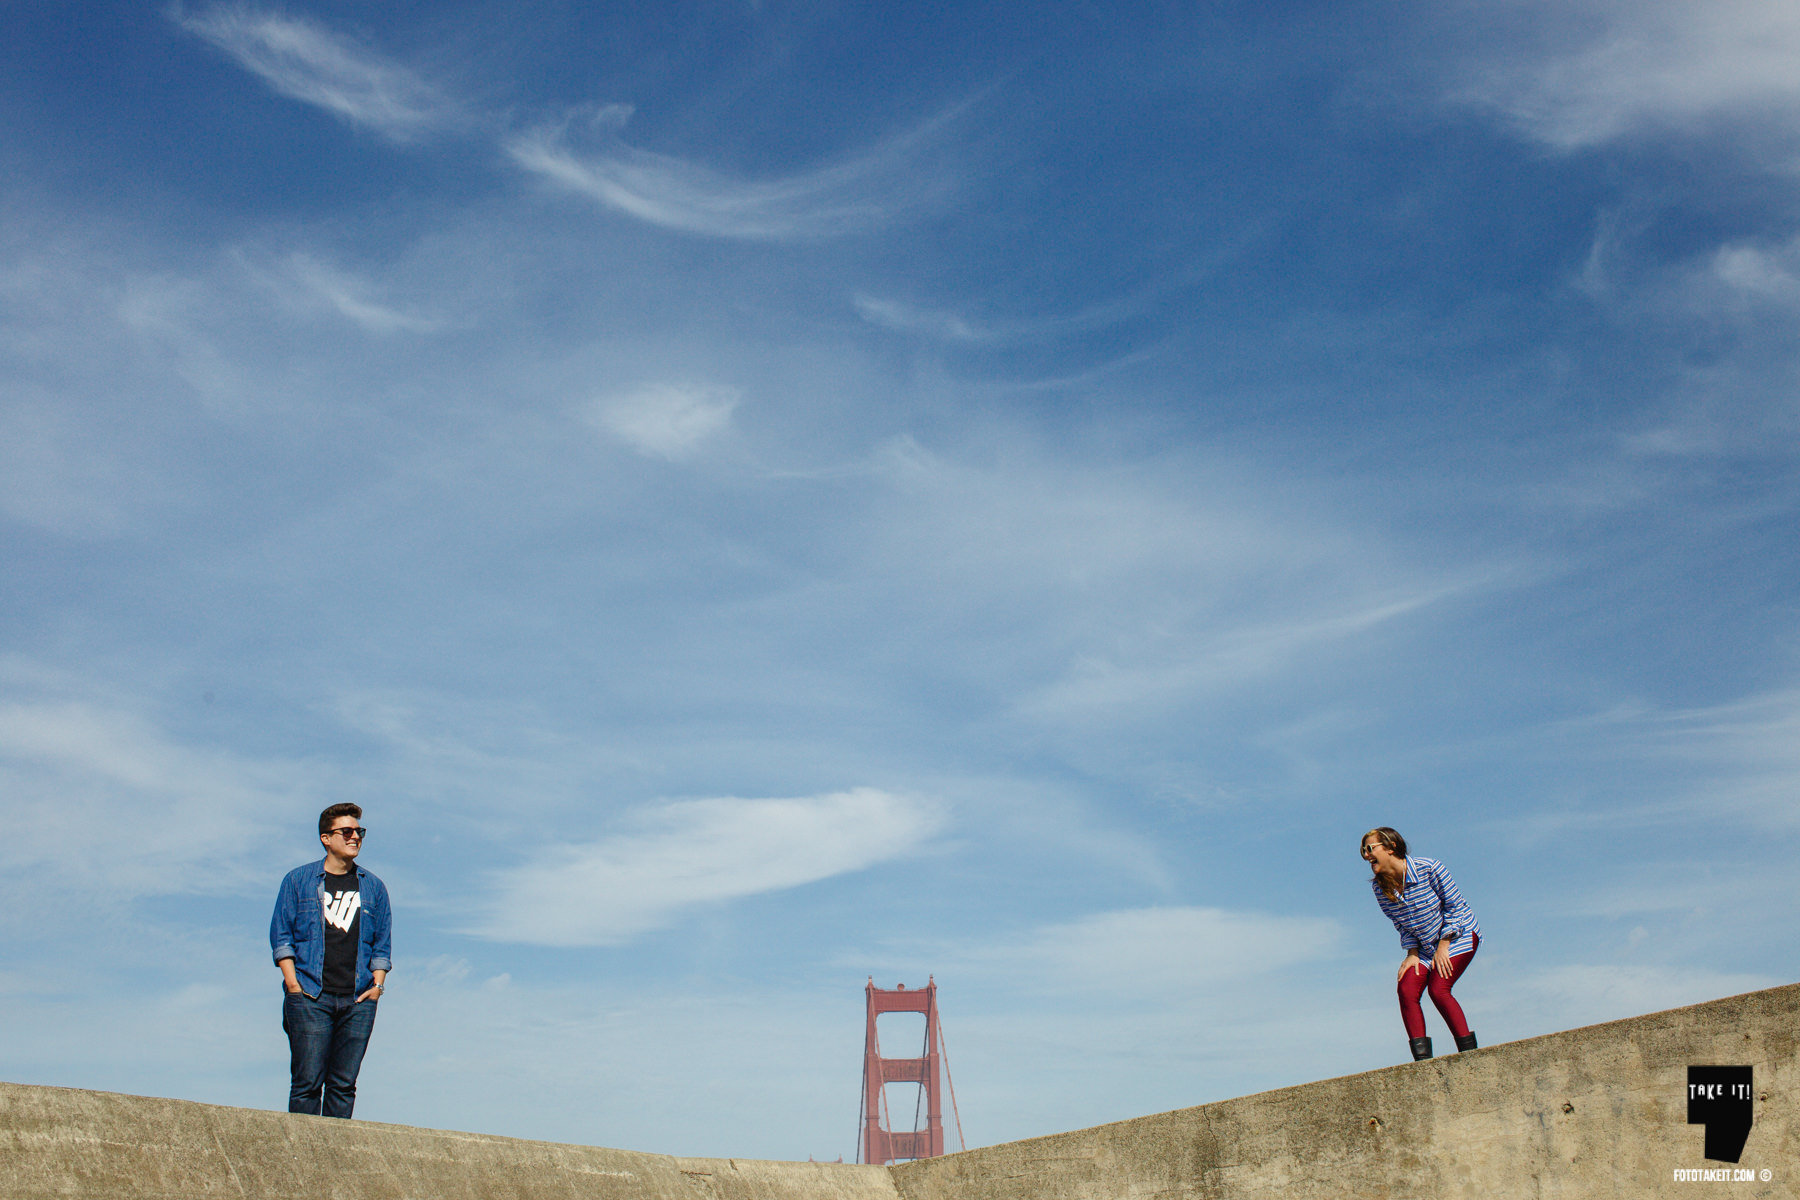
[284,991,378,1118]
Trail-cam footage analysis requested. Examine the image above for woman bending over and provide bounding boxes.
[1362,826,1480,1060]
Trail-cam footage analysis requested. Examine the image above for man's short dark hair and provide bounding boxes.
[319,803,363,836]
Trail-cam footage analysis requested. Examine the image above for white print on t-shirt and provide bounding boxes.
[322,888,361,932]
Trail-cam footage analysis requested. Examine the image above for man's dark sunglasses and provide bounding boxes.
[328,826,368,840]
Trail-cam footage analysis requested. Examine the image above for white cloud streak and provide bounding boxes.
[1571,223,1800,457]
[589,382,740,460]
[0,686,296,894]
[473,788,945,945]
[261,252,443,334]
[0,390,140,537]
[174,4,459,141]
[1712,238,1800,307]
[1017,584,1469,721]
[1456,0,1800,149]
[851,292,1148,346]
[1490,964,1780,1033]
[986,906,1346,994]
[851,439,1474,727]
[116,275,246,411]
[507,105,948,240]
[1642,689,1800,823]
[174,9,955,237]
[853,295,989,342]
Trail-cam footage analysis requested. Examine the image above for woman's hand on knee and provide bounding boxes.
[1398,953,1422,982]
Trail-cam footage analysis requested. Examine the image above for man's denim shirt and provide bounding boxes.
[269,858,392,998]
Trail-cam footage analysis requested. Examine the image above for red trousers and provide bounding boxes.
[1397,933,1477,1039]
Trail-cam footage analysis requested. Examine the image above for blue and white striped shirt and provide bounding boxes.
[1372,856,1479,961]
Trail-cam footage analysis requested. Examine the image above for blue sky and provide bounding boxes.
[2,0,1798,1161]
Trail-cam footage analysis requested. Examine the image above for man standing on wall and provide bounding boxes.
[269,803,392,1118]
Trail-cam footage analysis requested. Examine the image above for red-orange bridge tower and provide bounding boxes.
[859,977,963,1165]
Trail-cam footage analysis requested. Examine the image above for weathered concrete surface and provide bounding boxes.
[0,1082,898,1200]
[4,983,1795,1199]
[892,982,1799,1200]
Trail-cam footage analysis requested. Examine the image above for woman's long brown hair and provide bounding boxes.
[1363,827,1407,902]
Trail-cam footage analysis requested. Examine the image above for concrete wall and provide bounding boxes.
[893,982,1799,1200]
[3,983,1794,1199]
[0,1082,897,1200]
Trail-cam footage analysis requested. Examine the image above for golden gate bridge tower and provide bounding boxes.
[858,977,964,1165]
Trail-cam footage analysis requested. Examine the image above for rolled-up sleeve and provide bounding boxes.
[269,872,298,964]
[366,875,392,974]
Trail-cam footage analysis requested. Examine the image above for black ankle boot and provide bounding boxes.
[1455,1032,1478,1052]
[1409,1036,1433,1060]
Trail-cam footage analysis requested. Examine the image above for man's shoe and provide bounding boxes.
[1455,1032,1478,1052]
[1410,1037,1434,1060]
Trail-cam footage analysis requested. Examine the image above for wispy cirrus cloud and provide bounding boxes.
[250,252,443,334]
[588,382,741,461]
[1710,238,1800,308]
[1491,964,1780,1033]
[852,292,1150,346]
[1565,217,1800,458]
[1639,689,1800,822]
[849,439,1479,727]
[853,295,990,342]
[173,9,957,237]
[981,906,1345,995]
[0,674,297,894]
[1516,689,1800,826]
[173,4,461,142]
[116,274,247,413]
[1016,583,1472,722]
[0,389,144,538]
[1455,0,1800,149]
[507,105,952,240]
[472,789,945,946]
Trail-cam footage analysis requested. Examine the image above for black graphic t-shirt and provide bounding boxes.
[320,869,362,995]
